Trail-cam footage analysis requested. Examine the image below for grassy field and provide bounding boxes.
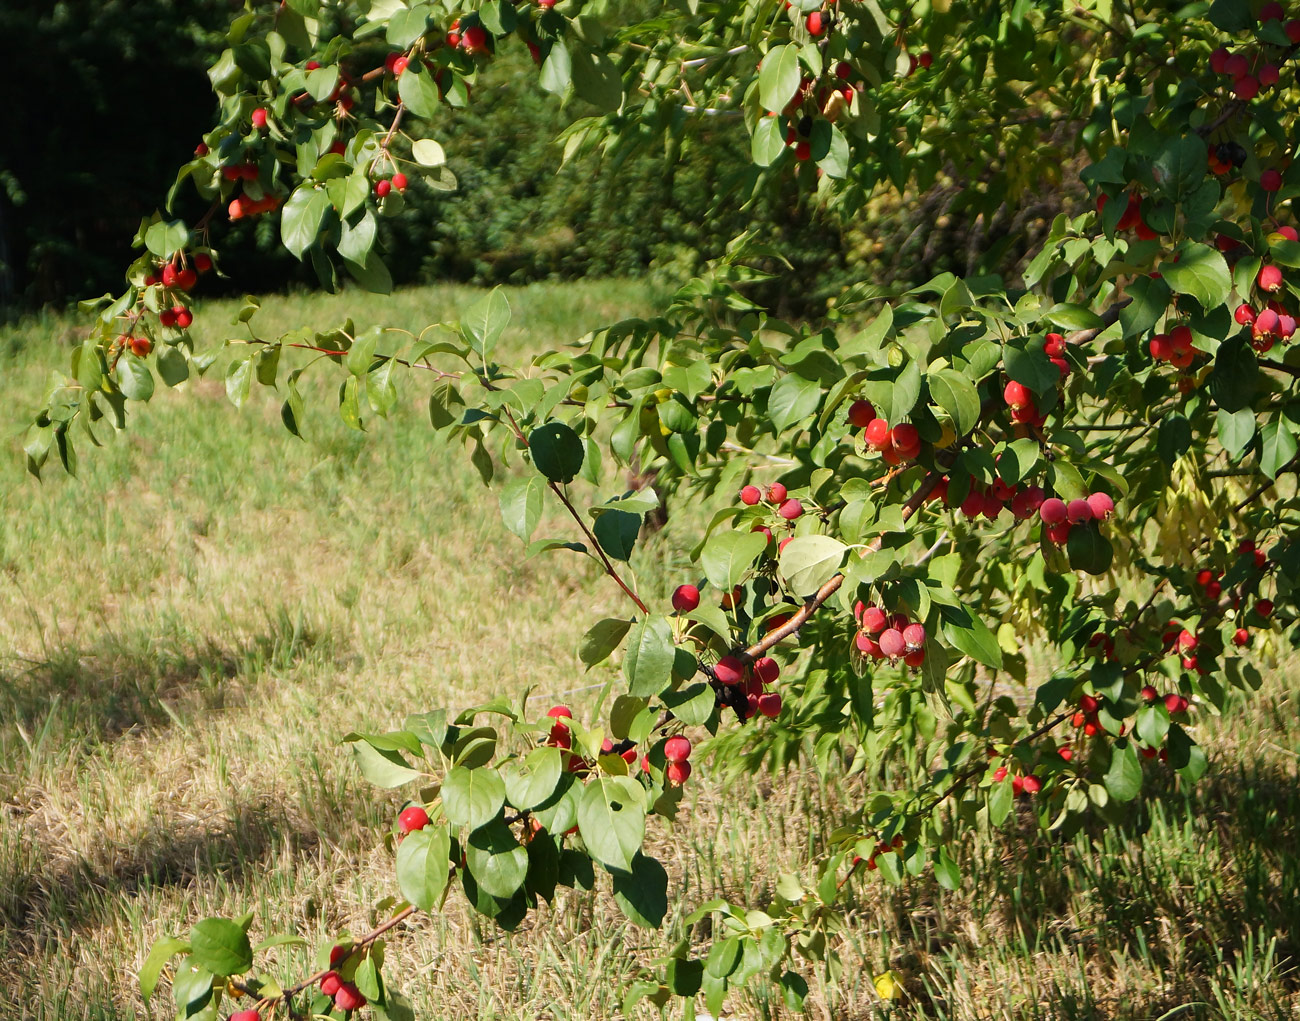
[1,280,1298,1021]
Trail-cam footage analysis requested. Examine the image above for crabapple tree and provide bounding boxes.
[30,0,1300,1017]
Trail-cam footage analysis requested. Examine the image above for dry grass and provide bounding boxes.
[0,280,1298,1021]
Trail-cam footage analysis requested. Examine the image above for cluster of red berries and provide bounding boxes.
[446,20,490,53]
[1037,491,1115,545]
[383,51,412,76]
[847,399,922,463]
[1208,1,1300,100]
[990,765,1042,795]
[316,944,367,1013]
[940,480,1045,522]
[374,173,408,198]
[1096,192,1159,240]
[228,192,281,221]
[663,735,692,785]
[1148,323,1198,369]
[713,654,783,718]
[856,834,905,871]
[740,481,804,522]
[142,253,212,337]
[1071,694,1127,738]
[1235,258,1297,351]
[852,603,926,666]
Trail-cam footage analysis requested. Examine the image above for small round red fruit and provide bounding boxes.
[335,983,367,1012]
[1004,380,1031,408]
[714,655,745,685]
[672,584,700,613]
[1086,492,1114,520]
[230,1010,260,1021]
[753,656,780,684]
[847,399,875,427]
[1258,265,1284,292]
[251,107,268,130]
[175,308,194,329]
[666,760,691,785]
[878,628,905,659]
[392,172,408,192]
[128,336,153,358]
[398,805,429,833]
[1233,627,1250,646]
[778,498,803,520]
[375,179,392,198]
[767,482,787,503]
[1039,497,1068,525]
[664,736,692,763]
[864,418,891,449]
[740,485,761,505]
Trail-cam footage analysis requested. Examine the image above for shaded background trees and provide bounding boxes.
[0,1,1077,314]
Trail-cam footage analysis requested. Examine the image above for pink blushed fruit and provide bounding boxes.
[864,418,891,449]
[902,623,926,649]
[1040,498,1068,525]
[767,482,788,503]
[1066,499,1094,524]
[878,628,906,659]
[1258,264,1284,292]
[862,605,887,633]
[757,691,782,717]
[666,760,692,785]
[740,484,762,505]
[664,736,691,763]
[1086,492,1114,519]
[778,498,804,520]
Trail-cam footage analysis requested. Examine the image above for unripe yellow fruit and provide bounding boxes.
[935,421,957,448]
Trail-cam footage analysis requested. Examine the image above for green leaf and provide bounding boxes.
[1103,740,1143,801]
[530,422,584,483]
[465,819,530,899]
[778,535,847,597]
[571,47,623,111]
[395,824,451,911]
[623,615,675,698]
[442,765,506,831]
[1217,407,1256,459]
[1160,243,1230,311]
[751,116,785,166]
[579,618,633,668]
[462,286,510,361]
[349,740,422,788]
[768,372,822,431]
[1067,524,1114,576]
[502,747,564,811]
[928,368,980,434]
[411,138,446,166]
[144,219,190,258]
[988,774,1014,825]
[1207,335,1258,412]
[593,509,641,562]
[280,185,332,259]
[539,40,572,95]
[1152,135,1208,200]
[338,210,377,265]
[611,853,669,928]
[1260,419,1297,479]
[1119,274,1171,339]
[188,918,253,978]
[157,347,190,387]
[117,357,155,402]
[576,776,647,873]
[661,682,715,727]
[139,936,190,999]
[700,530,767,591]
[941,606,1003,669]
[225,356,253,408]
[759,44,801,114]
[398,62,443,119]
[499,475,545,542]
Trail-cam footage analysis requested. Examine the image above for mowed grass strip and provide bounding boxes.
[0,280,1295,1020]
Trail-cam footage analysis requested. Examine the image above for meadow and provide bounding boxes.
[1,280,1298,1020]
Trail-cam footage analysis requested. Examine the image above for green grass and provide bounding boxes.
[1,280,1298,1020]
